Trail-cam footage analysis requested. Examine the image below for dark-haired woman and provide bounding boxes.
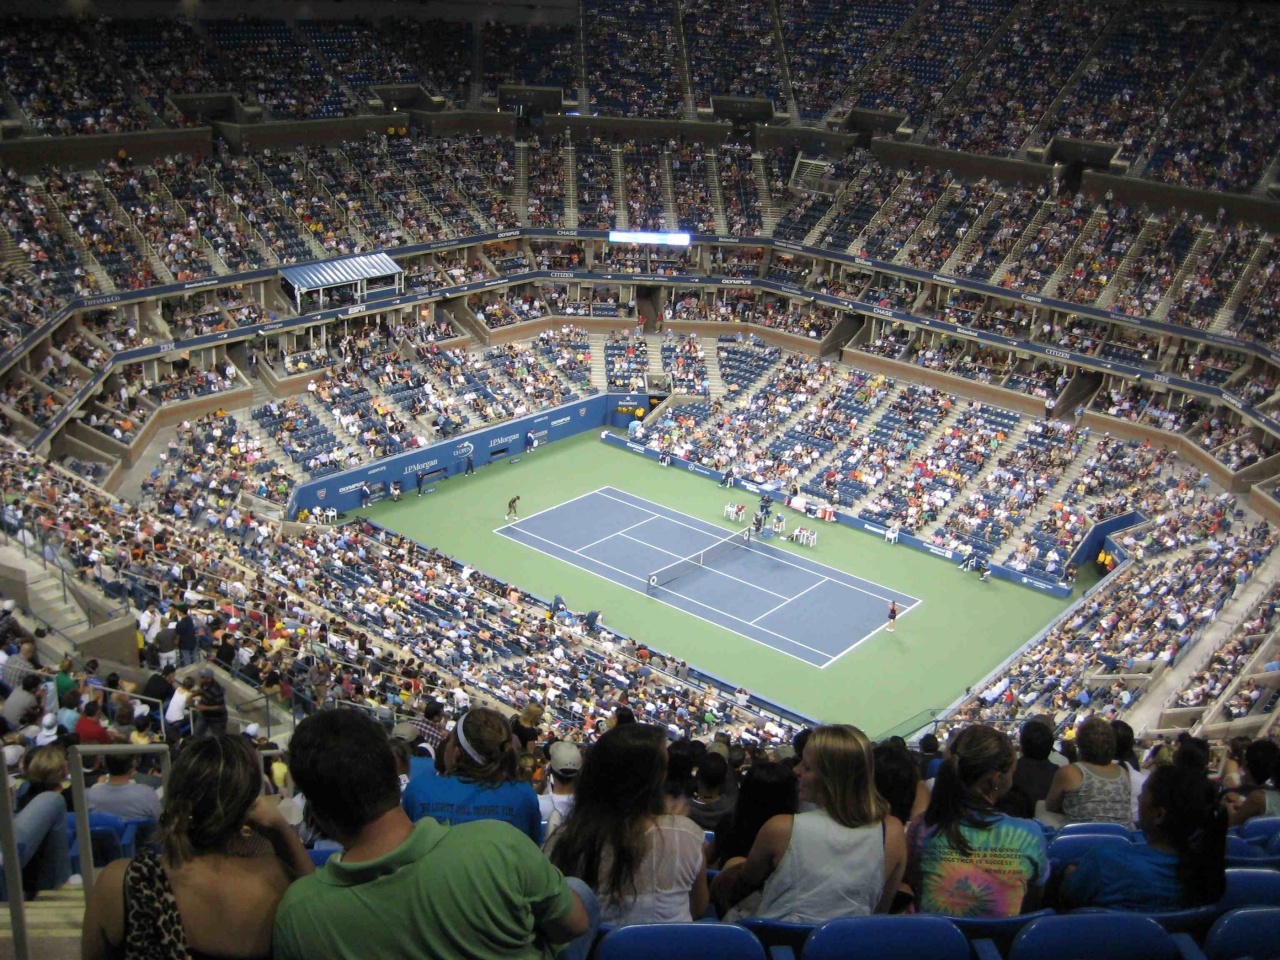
[81,735,313,960]
[709,761,799,869]
[908,724,1049,918]
[546,723,709,926]
[1059,764,1227,911]
[1224,738,1280,827]
[402,706,543,843]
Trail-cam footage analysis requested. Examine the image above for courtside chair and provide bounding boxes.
[803,916,970,960]
[595,922,767,960]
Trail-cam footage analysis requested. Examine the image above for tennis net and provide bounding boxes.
[647,528,752,590]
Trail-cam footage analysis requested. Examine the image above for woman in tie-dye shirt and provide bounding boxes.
[907,725,1049,918]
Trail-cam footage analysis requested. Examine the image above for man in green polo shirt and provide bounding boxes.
[274,709,596,960]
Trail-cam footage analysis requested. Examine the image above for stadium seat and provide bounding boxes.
[308,847,338,868]
[1202,907,1280,960]
[945,908,1056,953]
[738,918,816,959]
[1046,833,1130,866]
[1239,818,1280,844]
[1057,823,1133,838]
[1218,869,1280,912]
[1000,914,1203,960]
[596,923,767,960]
[804,916,970,960]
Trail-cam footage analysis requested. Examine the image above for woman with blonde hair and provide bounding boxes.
[401,706,543,842]
[711,724,906,922]
[81,734,312,960]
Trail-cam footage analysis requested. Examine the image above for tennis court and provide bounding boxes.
[496,486,920,668]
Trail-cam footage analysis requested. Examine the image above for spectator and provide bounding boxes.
[401,706,542,842]
[874,741,928,828]
[75,700,122,746]
[140,664,177,705]
[547,723,708,926]
[1045,717,1133,825]
[85,754,162,821]
[192,666,228,736]
[997,719,1059,819]
[2,672,44,728]
[687,751,734,833]
[82,735,313,960]
[711,724,905,922]
[539,740,582,832]
[909,725,1049,918]
[709,761,798,870]
[9,744,71,896]
[1059,765,1227,911]
[918,733,944,780]
[1224,739,1280,827]
[275,709,594,960]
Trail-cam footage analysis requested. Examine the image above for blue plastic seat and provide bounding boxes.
[1047,833,1130,867]
[1239,818,1280,844]
[596,923,766,960]
[308,847,338,868]
[804,916,970,960]
[1057,822,1133,838]
[1002,914,1202,960]
[738,918,816,959]
[945,908,1055,952]
[1202,907,1280,960]
[1218,869,1280,912]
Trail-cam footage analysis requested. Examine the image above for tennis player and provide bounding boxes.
[887,600,898,633]
[506,495,521,520]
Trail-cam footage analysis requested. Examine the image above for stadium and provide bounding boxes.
[1,0,1280,956]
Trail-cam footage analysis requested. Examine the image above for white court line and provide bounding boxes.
[596,487,912,605]
[494,487,610,532]
[615,533,793,601]
[577,516,658,553]
[819,597,926,670]
[497,525,829,668]
[751,577,829,624]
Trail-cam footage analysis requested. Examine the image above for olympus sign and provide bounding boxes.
[497,230,519,239]
[720,279,752,285]
[339,481,365,494]
[551,415,572,427]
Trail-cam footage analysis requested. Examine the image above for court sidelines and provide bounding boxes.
[496,486,920,668]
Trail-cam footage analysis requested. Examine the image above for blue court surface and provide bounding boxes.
[496,486,920,668]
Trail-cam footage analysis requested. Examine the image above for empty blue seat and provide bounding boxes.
[1218,869,1280,912]
[1002,914,1200,960]
[805,916,970,960]
[1047,834,1130,866]
[1202,907,1280,960]
[596,923,766,960]
[945,908,1056,952]
[1057,823,1133,838]
[738,918,816,958]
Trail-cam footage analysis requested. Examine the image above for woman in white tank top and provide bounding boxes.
[710,725,906,923]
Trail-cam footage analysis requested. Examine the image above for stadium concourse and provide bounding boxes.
[3,0,1280,957]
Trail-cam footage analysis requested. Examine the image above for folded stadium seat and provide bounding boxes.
[738,918,816,959]
[1201,907,1280,960]
[1046,833,1131,868]
[1057,823,1133,838]
[1067,904,1221,941]
[987,914,1203,960]
[804,916,970,960]
[1238,817,1280,845]
[595,923,766,960]
[946,909,1056,955]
